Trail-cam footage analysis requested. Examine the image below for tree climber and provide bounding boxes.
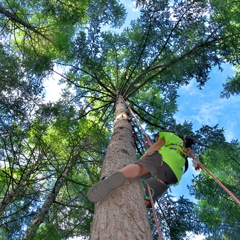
[87,130,196,207]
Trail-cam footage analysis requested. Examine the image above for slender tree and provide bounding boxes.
[23,150,81,240]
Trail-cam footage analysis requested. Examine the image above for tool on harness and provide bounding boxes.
[141,178,170,202]
[156,178,171,187]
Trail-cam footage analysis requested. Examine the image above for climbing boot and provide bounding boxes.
[87,172,126,203]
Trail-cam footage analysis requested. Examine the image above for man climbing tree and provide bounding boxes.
[87,97,196,239]
[87,128,196,207]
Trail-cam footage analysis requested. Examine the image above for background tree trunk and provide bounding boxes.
[89,96,152,240]
[0,156,40,213]
[23,155,76,240]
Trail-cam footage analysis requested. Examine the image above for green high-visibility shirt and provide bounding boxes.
[158,132,186,183]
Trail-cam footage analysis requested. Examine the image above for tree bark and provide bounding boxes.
[89,96,152,240]
[22,156,76,240]
[0,162,37,213]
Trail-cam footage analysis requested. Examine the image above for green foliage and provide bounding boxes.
[0,0,126,73]
[0,44,44,122]
[221,69,240,98]
[148,194,204,240]
[208,0,240,98]
[0,101,109,238]
[35,222,61,240]
[189,126,240,239]
[64,0,240,138]
[1,0,240,239]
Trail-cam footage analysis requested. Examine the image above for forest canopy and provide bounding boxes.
[0,0,239,239]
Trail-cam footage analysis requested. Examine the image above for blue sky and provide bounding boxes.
[175,64,239,141]
[117,2,240,203]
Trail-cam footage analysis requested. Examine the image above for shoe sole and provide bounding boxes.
[87,172,126,203]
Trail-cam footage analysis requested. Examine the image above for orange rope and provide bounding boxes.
[124,100,152,145]
[146,180,163,240]
[188,150,240,205]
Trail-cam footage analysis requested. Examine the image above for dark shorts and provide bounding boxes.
[136,151,178,205]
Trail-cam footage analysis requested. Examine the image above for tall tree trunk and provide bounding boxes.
[0,158,39,213]
[22,155,76,240]
[89,96,152,240]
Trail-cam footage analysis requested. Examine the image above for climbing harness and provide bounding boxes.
[167,142,188,158]
[166,141,190,173]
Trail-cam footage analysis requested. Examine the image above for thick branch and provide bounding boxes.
[0,5,51,41]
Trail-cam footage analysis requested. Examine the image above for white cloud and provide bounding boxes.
[43,65,66,102]
[185,232,206,240]
[175,64,240,142]
[192,101,223,124]
[43,78,63,102]
[176,95,240,141]
[122,0,139,11]
[179,79,195,92]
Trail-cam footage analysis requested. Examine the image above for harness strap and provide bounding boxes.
[166,141,188,157]
[168,145,189,173]
[169,147,187,158]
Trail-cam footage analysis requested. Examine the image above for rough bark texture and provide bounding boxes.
[89,96,152,240]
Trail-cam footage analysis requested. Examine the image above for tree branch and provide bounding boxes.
[0,5,51,42]
[126,32,240,99]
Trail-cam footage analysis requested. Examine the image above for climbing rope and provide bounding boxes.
[124,100,152,146]
[188,150,240,205]
[124,99,163,240]
[146,179,163,240]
